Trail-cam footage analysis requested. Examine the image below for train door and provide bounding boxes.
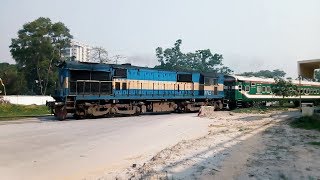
[199,74,205,95]
[235,81,244,100]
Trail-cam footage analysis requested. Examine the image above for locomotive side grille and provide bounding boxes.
[69,81,112,95]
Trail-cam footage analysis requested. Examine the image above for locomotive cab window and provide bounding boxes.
[122,82,127,90]
[114,68,127,78]
[178,74,192,82]
[204,77,210,85]
[115,82,120,90]
[213,78,218,85]
[245,86,250,92]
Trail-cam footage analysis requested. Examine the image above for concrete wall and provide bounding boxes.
[2,96,54,105]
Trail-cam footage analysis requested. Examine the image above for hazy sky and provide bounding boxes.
[1,0,320,77]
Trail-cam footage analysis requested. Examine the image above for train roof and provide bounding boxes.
[59,61,221,77]
[227,75,320,86]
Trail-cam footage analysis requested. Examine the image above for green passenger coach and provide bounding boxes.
[224,75,320,108]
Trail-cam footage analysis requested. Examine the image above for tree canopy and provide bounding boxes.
[272,78,298,98]
[10,17,72,95]
[239,69,286,78]
[155,39,232,74]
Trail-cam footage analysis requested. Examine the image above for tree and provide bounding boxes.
[10,17,72,95]
[239,69,286,78]
[111,55,126,64]
[0,63,27,95]
[155,39,228,73]
[219,66,233,75]
[272,78,298,99]
[91,46,110,63]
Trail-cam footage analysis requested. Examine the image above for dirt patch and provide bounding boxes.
[239,119,320,180]
[105,111,301,179]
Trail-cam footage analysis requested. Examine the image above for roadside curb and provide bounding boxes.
[0,115,53,125]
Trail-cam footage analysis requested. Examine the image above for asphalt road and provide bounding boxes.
[0,113,211,180]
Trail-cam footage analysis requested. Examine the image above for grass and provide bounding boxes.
[308,142,320,146]
[232,106,289,114]
[290,115,320,131]
[0,104,50,120]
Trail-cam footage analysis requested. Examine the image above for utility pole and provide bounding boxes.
[0,78,6,96]
[299,75,302,112]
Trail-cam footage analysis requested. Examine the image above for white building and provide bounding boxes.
[62,40,92,62]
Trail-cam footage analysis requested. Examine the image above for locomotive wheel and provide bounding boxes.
[55,106,67,121]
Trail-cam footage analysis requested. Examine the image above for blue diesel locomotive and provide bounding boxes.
[49,61,225,120]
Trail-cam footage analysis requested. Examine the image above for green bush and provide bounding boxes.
[290,115,320,131]
[308,142,320,146]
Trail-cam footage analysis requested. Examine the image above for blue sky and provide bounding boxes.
[1,0,320,77]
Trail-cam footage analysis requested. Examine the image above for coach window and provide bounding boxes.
[267,86,271,93]
[262,86,266,92]
[115,82,120,90]
[251,82,256,86]
[317,89,319,94]
[257,86,262,93]
[238,85,242,91]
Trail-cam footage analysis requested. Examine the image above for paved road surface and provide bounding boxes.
[0,113,211,180]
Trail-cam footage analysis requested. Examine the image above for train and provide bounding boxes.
[224,75,320,108]
[47,61,320,120]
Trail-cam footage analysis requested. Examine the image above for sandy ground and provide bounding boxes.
[107,110,320,180]
[0,110,319,180]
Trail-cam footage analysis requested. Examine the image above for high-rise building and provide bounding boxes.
[62,40,92,62]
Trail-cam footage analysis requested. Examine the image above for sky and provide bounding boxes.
[1,0,320,77]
